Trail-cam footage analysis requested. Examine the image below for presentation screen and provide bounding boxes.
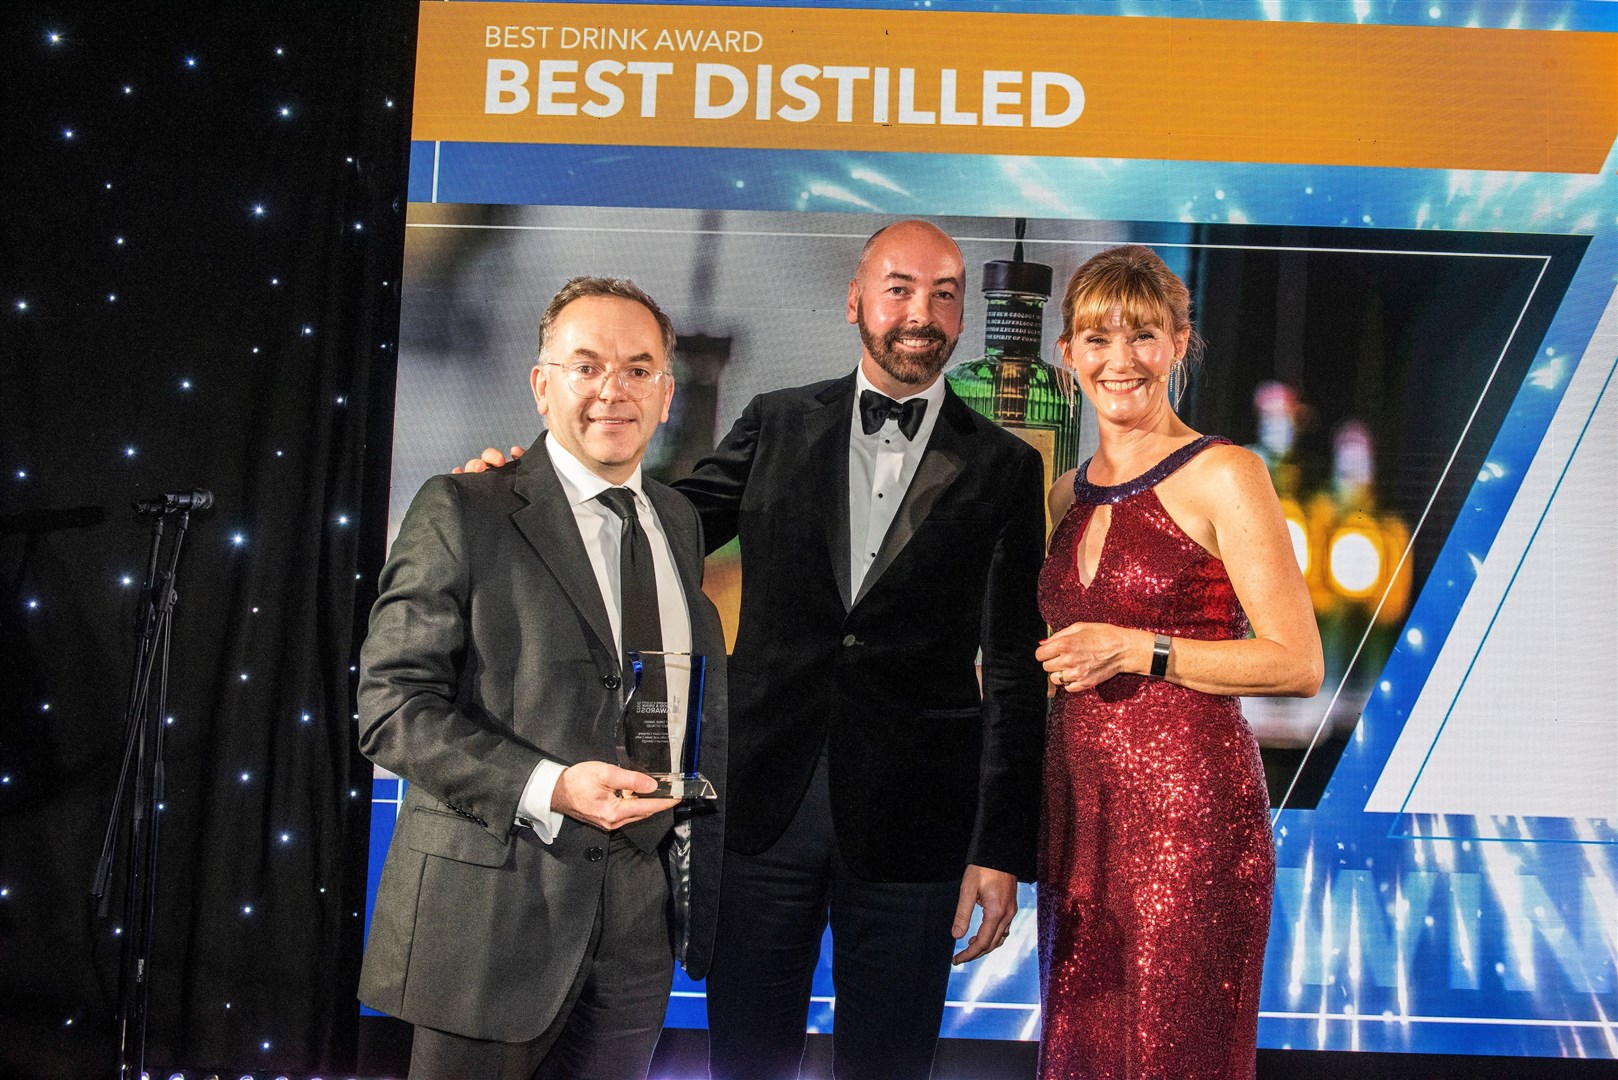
[368,0,1618,1059]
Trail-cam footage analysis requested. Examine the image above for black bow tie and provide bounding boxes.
[859,389,927,440]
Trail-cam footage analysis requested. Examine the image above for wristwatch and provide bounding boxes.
[1150,633,1171,679]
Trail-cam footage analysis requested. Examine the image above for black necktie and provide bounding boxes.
[859,389,927,440]
[595,487,668,771]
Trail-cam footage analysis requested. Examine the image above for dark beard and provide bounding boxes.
[857,301,958,386]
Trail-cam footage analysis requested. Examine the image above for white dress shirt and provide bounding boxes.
[517,436,692,842]
[847,367,947,597]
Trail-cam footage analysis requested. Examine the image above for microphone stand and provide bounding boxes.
[90,506,194,1080]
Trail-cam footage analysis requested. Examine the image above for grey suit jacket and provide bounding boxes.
[356,434,727,1042]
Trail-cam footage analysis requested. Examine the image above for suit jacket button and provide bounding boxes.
[842,634,858,647]
[586,846,605,862]
[602,674,621,690]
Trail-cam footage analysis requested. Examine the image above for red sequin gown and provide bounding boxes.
[1037,436,1274,1080]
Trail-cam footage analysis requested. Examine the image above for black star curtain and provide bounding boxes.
[0,2,415,1074]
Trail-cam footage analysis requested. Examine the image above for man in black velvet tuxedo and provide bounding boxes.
[463,223,1046,1078]
[358,278,727,1080]
[678,220,1047,1079]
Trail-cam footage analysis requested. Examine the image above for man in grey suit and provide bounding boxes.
[357,277,727,1080]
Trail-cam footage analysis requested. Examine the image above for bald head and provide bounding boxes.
[853,220,963,286]
[847,220,966,395]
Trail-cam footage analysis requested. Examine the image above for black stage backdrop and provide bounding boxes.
[0,3,415,1075]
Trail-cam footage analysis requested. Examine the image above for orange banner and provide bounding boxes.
[411,2,1616,173]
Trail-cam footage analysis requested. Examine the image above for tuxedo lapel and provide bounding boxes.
[509,437,618,661]
[806,375,856,611]
[853,387,971,607]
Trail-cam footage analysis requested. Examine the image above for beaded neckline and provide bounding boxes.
[1072,435,1230,506]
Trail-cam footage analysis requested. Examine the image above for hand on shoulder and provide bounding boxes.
[452,445,525,475]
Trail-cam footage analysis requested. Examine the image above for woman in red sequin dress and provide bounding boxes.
[1034,246,1323,1079]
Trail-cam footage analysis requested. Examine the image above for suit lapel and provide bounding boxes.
[853,385,972,607]
[509,436,618,660]
[645,480,702,609]
[806,375,856,611]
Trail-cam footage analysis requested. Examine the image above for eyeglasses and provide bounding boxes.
[542,361,671,401]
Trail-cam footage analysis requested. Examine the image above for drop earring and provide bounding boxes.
[1166,358,1188,411]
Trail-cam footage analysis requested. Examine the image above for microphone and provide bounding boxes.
[133,489,214,515]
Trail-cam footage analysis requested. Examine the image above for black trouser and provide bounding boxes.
[408,831,673,1080]
[706,751,960,1080]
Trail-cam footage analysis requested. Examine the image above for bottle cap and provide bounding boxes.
[982,258,1052,298]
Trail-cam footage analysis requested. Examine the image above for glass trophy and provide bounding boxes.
[618,650,716,801]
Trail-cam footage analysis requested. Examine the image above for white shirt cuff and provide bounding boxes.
[517,759,567,844]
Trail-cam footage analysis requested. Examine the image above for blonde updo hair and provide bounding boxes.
[1056,245,1203,366]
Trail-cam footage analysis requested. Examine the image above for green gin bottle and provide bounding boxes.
[946,241,1080,531]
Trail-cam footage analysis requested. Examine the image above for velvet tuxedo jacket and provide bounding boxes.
[356,435,727,1042]
[675,372,1045,883]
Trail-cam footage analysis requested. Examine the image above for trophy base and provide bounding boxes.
[636,771,717,802]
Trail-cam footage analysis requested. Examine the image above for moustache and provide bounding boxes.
[883,323,948,348]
